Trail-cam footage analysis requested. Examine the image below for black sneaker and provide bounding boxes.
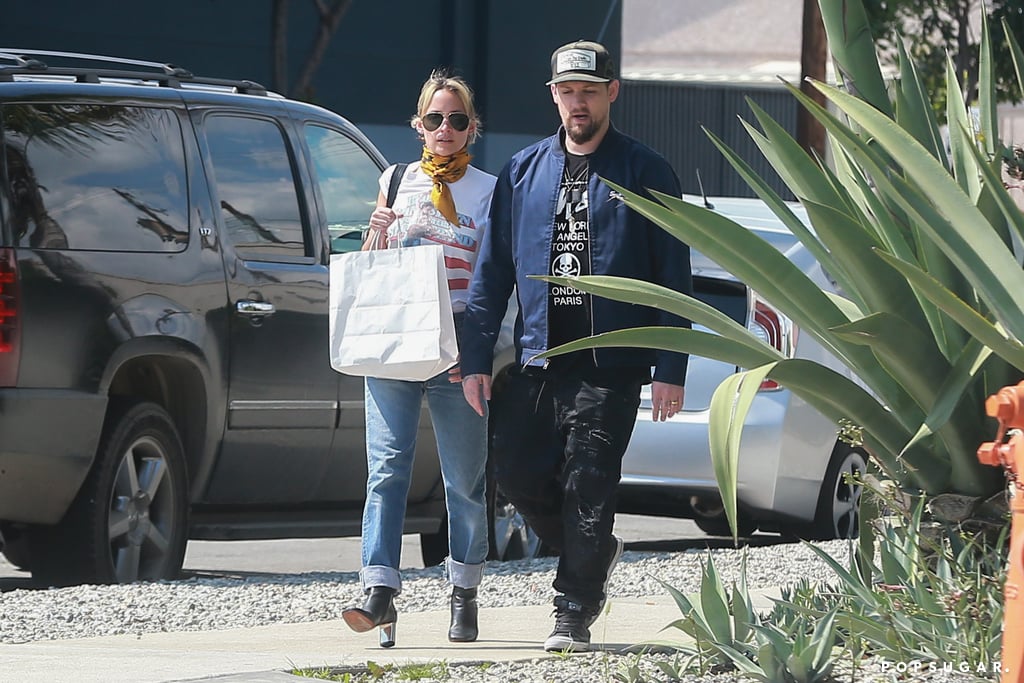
[588,534,624,627]
[543,596,592,652]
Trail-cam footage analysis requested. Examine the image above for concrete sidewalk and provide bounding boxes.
[0,591,779,683]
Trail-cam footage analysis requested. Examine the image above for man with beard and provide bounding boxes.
[459,40,693,652]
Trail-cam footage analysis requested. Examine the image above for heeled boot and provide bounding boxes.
[342,586,398,648]
[447,586,479,642]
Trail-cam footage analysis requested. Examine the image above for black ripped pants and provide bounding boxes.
[490,366,643,610]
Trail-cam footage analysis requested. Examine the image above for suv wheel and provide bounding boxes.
[31,400,189,586]
[488,488,550,560]
[486,461,554,561]
[420,484,554,564]
[420,521,448,567]
[1,526,32,571]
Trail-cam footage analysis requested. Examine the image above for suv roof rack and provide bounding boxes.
[0,48,268,96]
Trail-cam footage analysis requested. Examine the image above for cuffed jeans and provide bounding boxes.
[490,367,642,610]
[360,369,488,594]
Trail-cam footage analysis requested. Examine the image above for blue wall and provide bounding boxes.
[0,0,621,175]
[2,2,796,197]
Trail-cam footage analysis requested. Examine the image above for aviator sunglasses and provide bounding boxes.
[421,111,471,132]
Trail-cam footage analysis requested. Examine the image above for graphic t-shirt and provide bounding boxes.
[548,151,593,352]
[379,162,496,313]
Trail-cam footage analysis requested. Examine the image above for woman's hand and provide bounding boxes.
[369,206,400,234]
[363,206,402,250]
[447,362,462,383]
[461,373,491,417]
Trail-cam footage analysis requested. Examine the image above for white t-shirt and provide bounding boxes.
[379,162,496,313]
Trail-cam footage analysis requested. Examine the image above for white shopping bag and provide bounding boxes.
[329,244,458,381]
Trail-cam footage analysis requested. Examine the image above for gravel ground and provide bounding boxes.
[343,654,990,683]
[0,540,989,682]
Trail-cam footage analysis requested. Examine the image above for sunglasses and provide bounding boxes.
[422,111,471,132]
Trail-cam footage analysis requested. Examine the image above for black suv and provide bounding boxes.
[0,50,449,585]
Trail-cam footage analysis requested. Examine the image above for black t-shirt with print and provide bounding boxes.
[548,150,593,369]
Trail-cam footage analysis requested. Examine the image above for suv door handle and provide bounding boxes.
[236,300,276,316]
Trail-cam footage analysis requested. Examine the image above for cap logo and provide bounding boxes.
[556,49,597,74]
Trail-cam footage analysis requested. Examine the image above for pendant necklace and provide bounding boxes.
[563,161,588,236]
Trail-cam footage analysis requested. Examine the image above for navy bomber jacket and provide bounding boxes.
[460,125,694,386]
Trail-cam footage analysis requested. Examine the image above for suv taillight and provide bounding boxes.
[747,294,795,391]
[0,248,21,387]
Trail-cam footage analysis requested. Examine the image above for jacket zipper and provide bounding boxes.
[586,171,596,366]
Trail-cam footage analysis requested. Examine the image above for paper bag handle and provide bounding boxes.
[366,162,408,252]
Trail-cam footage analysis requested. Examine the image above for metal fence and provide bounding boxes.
[617,79,799,200]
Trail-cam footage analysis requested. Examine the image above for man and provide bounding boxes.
[460,39,692,652]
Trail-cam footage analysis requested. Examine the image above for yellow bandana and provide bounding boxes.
[420,147,471,226]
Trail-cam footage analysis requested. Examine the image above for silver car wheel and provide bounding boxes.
[826,448,866,539]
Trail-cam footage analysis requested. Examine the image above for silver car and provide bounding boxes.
[617,195,865,540]
[489,195,865,559]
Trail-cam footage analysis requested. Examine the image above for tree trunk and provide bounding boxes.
[291,0,353,100]
[953,0,978,104]
[798,0,828,161]
[271,0,289,93]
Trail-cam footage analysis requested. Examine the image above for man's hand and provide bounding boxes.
[650,381,684,422]
[462,373,492,417]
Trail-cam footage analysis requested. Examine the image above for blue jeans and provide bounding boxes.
[360,370,488,594]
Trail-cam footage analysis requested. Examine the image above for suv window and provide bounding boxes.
[3,103,188,252]
[303,124,380,254]
[204,115,308,261]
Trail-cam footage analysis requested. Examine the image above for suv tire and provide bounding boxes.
[486,470,554,561]
[31,400,189,586]
[0,527,32,571]
[420,521,448,567]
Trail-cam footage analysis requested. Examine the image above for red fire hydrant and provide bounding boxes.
[978,381,1024,683]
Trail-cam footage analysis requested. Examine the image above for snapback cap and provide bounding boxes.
[546,40,616,85]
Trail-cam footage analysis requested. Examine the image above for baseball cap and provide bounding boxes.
[546,40,616,85]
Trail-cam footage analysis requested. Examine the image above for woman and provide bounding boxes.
[342,70,496,648]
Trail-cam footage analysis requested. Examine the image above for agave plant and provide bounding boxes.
[657,552,760,671]
[541,0,1024,536]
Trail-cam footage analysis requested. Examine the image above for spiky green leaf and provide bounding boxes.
[874,251,1024,369]
[946,56,982,198]
[709,365,775,539]
[818,0,892,115]
[894,36,948,165]
[699,556,734,643]
[814,80,1024,344]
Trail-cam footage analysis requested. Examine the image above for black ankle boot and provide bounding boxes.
[342,586,398,648]
[448,586,478,642]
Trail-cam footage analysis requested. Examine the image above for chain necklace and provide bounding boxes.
[563,160,589,203]
[562,159,588,238]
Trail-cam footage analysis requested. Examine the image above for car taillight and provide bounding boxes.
[747,294,794,391]
[0,248,21,387]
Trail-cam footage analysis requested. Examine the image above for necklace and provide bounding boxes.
[563,159,588,204]
[561,159,588,237]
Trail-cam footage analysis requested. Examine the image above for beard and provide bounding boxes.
[565,114,603,145]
